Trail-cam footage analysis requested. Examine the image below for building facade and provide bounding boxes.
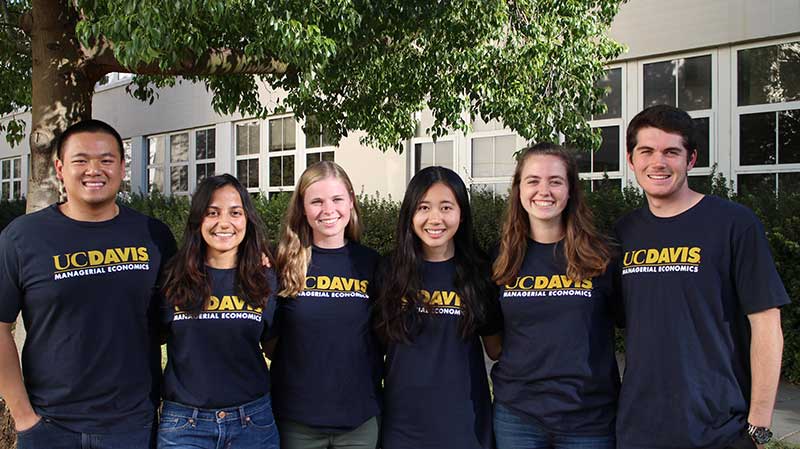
[0,0,798,200]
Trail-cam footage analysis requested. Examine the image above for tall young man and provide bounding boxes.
[0,120,175,449]
[615,105,788,449]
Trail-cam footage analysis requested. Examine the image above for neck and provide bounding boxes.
[647,189,704,218]
[59,201,119,222]
[423,241,455,262]
[529,218,564,244]
[206,250,238,269]
[314,234,346,249]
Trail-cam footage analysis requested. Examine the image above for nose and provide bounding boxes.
[86,159,102,173]
[321,200,334,214]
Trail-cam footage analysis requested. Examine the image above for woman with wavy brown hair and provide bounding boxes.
[268,161,382,449]
[490,143,620,449]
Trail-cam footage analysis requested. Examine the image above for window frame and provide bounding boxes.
[585,64,627,192]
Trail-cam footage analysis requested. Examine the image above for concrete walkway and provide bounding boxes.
[774,380,800,444]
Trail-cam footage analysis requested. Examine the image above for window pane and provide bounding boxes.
[306,118,321,149]
[779,109,800,164]
[594,68,622,120]
[196,163,214,185]
[205,129,216,158]
[170,166,188,192]
[688,175,712,194]
[148,167,164,192]
[779,172,800,194]
[2,160,9,179]
[415,143,434,172]
[693,118,710,168]
[435,141,454,170]
[196,129,215,160]
[594,126,620,172]
[196,130,206,159]
[248,124,259,155]
[739,112,776,165]
[644,60,676,108]
[149,136,165,165]
[12,158,20,178]
[236,160,248,187]
[738,42,800,106]
[283,118,296,150]
[321,151,335,162]
[471,137,493,177]
[236,125,248,155]
[738,173,776,196]
[678,56,712,110]
[270,119,282,152]
[170,133,189,162]
[236,123,259,155]
[282,156,295,186]
[495,135,517,176]
[307,152,321,167]
[269,157,281,186]
[248,159,259,188]
[573,148,591,173]
[12,181,20,199]
[1,182,8,200]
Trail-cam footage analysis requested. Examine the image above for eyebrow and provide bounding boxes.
[635,145,685,152]
[69,152,119,158]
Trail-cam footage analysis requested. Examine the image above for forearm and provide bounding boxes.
[747,308,783,427]
[0,324,36,424]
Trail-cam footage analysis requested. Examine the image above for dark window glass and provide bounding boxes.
[678,55,712,110]
[779,109,800,164]
[236,159,259,188]
[196,129,216,159]
[594,126,620,172]
[644,60,676,108]
[574,147,591,173]
[692,117,710,168]
[739,112,776,165]
[269,156,281,186]
[170,166,188,192]
[594,68,622,120]
[738,42,800,106]
[307,152,321,167]
[779,172,800,194]
[283,155,295,186]
[321,151,335,162]
[738,173,776,196]
[196,163,215,185]
[688,175,712,194]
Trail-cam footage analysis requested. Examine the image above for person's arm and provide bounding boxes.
[481,334,502,361]
[0,322,39,431]
[747,307,783,448]
[262,336,278,360]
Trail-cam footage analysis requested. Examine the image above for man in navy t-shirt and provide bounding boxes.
[615,105,789,449]
[0,120,175,449]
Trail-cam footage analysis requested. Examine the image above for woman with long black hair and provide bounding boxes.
[158,174,279,449]
[374,166,500,449]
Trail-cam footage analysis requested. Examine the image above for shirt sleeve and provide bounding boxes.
[733,218,791,314]
[0,229,23,323]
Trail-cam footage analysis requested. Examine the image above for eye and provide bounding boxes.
[206,210,219,217]
[311,199,322,205]
[442,205,453,211]
[102,158,115,164]
[526,179,538,185]
[72,159,87,164]
[417,204,430,212]
[230,210,243,217]
[550,180,563,186]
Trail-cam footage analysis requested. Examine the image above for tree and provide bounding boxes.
[0,0,623,442]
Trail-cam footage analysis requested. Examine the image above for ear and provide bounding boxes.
[687,149,698,170]
[626,151,635,172]
[54,157,64,182]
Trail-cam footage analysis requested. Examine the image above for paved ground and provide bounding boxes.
[774,380,800,444]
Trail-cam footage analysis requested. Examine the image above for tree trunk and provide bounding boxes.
[0,1,101,446]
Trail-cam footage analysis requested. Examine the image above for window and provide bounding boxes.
[306,151,334,167]
[585,67,625,191]
[235,121,260,190]
[415,141,454,173]
[147,136,165,193]
[195,128,216,185]
[305,116,335,166]
[735,40,800,194]
[169,133,189,194]
[268,117,297,192]
[121,140,132,194]
[0,157,22,200]
[471,135,516,178]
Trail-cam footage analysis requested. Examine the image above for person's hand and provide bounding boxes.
[14,411,41,432]
[261,253,272,268]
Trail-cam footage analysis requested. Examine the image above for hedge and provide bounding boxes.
[1,173,798,382]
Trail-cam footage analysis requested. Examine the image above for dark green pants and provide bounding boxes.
[277,416,379,449]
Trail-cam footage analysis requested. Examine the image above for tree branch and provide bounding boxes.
[84,36,292,78]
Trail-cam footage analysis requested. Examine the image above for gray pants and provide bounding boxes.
[278,416,379,449]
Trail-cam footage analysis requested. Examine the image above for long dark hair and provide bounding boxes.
[374,166,496,342]
[492,143,612,285]
[163,174,273,313]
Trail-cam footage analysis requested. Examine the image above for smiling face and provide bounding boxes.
[628,126,696,203]
[412,182,461,261]
[519,154,569,233]
[201,185,247,267]
[303,176,354,248]
[55,131,124,217]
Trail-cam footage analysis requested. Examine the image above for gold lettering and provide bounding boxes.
[137,247,149,262]
[330,276,344,291]
[534,276,549,289]
[645,249,659,264]
[207,295,220,310]
[88,250,104,265]
[657,248,670,264]
[70,252,88,268]
[305,276,316,289]
[219,295,235,311]
[688,247,701,264]
[104,248,121,264]
[317,276,331,290]
[560,275,574,288]
[53,255,69,271]
[115,247,132,261]
[633,250,646,265]
[547,275,563,289]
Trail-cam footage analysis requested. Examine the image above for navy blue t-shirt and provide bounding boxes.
[615,195,790,449]
[162,267,277,409]
[491,239,619,435]
[381,259,495,449]
[270,242,382,430]
[0,204,175,433]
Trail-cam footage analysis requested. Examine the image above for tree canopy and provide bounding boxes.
[0,0,623,211]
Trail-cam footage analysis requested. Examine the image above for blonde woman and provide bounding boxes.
[268,161,382,449]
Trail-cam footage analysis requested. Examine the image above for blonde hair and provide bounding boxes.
[277,161,362,297]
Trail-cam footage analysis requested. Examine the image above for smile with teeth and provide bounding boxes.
[647,174,671,180]
[533,199,555,207]
[318,216,340,225]
[82,180,106,189]
[425,228,446,237]
[212,231,235,238]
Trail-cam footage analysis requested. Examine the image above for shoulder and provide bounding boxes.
[119,205,175,241]
[613,206,647,235]
[348,241,381,264]
[1,205,59,239]
[700,195,760,225]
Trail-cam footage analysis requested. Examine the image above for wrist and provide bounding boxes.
[747,423,773,445]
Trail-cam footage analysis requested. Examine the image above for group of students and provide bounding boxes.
[0,104,789,449]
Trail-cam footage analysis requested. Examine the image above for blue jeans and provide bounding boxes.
[16,416,154,449]
[494,403,615,449]
[157,394,279,449]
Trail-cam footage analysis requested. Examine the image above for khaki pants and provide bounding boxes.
[278,416,379,449]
